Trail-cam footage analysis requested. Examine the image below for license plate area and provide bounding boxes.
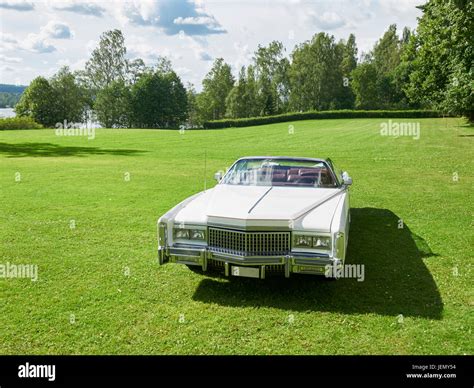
[231,266,260,279]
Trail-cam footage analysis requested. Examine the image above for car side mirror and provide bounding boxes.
[214,171,223,182]
[342,171,352,186]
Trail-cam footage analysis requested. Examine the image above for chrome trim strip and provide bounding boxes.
[291,251,330,258]
[211,254,285,265]
[169,246,205,257]
[292,189,344,219]
[293,258,331,266]
[172,243,207,249]
[247,186,273,214]
[207,222,291,231]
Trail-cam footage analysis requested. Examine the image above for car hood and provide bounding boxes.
[173,184,345,231]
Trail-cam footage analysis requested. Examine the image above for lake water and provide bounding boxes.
[0,108,15,118]
[0,108,101,128]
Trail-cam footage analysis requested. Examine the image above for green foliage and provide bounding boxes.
[164,71,188,127]
[373,24,401,76]
[225,67,250,118]
[50,67,91,123]
[126,58,147,85]
[289,33,346,111]
[15,68,89,127]
[203,109,442,129]
[84,29,128,91]
[130,68,187,129]
[197,58,234,121]
[225,65,260,119]
[339,34,358,109]
[351,63,380,109]
[88,54,188,129]
[185,83,200,128]
[404,0,474,120]
[94,80,131,128]
[254,41,290,115]
[350,25,413,110]
[372,25,403,108]
[392,28,419,109]
[15,77,59,127]
[0,116,43,130]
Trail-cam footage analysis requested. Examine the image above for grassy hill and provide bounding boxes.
[0,117,472,354]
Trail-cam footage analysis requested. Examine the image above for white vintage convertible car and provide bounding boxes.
[157,156,352,279]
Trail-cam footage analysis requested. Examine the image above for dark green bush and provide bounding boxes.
[203,110,445,129]
[0,116,43,130]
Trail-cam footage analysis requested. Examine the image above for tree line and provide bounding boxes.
[15,0,473,127]
[15,30,188,129]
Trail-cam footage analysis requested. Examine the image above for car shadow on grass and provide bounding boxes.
[192,207,443,319]
[0,142,146,157]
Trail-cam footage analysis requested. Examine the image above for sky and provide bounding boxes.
[0,0,426,89]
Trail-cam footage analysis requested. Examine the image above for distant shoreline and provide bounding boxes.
[0,108,15,118]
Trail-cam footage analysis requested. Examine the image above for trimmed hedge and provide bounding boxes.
[203,109,445,129]
[0,116,43,130]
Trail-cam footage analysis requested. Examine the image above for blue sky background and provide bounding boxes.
[0,0,425,89]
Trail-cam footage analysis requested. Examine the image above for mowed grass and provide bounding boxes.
[0,117,472,355]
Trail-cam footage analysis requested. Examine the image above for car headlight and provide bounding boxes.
[294,234,331,250]
[295,235,312,247]
[175,229,190,239]
[173,228,206,241]
[190,229,205,240]
[313,236,331,249]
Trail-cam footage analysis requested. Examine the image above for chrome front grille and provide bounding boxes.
[208,227,290,257]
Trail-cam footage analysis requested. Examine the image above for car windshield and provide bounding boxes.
[221,158,338,188]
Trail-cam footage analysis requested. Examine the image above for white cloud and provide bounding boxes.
[183,35,213,62]
[231,42,252,72]
[9,21,74,54]
[41,21,74,39]
[56,57,86,71]
[307,11,346,30]
[379,0,426,16]
[126,36,164,63]
[52,1,106,17]
[175,66,191,76]
[0,33,18,43]
[116,0,225,36]
[23,33,56,53]
[198,51,212,61]
[1,65,15,72]
[115,0,162,28]
[0,54,22,63]
[0,32,18,51]
[0,0,34,11]
[174,15,223,32]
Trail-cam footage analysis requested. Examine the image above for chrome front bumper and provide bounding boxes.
[158,244,341,278]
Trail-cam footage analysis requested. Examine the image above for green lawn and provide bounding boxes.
[0,117,472,355]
